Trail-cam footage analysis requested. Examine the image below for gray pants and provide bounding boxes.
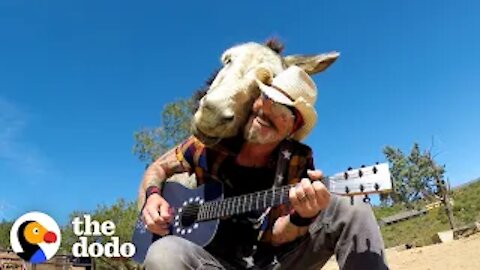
[144,195,389,270]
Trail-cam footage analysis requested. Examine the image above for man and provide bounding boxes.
[139,66,389,269]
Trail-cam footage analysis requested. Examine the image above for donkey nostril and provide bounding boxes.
[222,111,235,122]
[223,114,234,122]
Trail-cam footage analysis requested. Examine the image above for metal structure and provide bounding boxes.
[0,250,94,270]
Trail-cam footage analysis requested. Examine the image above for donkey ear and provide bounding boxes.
[284,52,340,75]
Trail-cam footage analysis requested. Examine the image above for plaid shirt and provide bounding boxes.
[175,135,315,244]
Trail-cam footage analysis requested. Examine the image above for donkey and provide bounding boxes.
[192,39,339,145]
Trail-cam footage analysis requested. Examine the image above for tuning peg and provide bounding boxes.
[345,186,350,194]
[374,183,380,191]
[358,169,363,178]
[360,184,365,192]
[363,195,371,203]
[373,166,378,174]
[343,172,349,180]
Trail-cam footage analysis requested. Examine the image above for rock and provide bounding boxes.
[454,223,480,239]
[433,230,454,243]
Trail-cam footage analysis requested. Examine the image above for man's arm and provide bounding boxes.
[137,147,191,209]
[137,146,192,236]
[271,215,309,245]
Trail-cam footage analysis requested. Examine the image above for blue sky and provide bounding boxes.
[1,1,479,225]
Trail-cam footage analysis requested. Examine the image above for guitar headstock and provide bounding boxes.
[325,163,392,201]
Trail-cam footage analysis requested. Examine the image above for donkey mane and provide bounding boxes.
[264,38,284,55]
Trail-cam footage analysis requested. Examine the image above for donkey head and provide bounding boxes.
[192,40,339,145]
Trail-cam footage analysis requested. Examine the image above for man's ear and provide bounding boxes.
[284,52,340,75]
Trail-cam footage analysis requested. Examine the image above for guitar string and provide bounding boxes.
[178,177,380,219]
[178,188,291,221]
[179,181,380,220]
[179,188,290,218]
[183,185,381,221]
[176,170,381,220]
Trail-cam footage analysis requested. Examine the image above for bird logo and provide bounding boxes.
[10,212,61,264]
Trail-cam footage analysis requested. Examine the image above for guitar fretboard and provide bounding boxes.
[197,184,293,221]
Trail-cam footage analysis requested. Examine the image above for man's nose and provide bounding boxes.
[260,98,273,114]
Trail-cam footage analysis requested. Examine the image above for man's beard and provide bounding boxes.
[243,117,278,144]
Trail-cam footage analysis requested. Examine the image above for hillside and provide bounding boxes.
[324,179,480,269]
[374,178,480,248]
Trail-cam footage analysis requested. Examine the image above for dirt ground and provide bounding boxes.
[323,233,480,269]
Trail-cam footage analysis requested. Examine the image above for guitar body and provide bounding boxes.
[132,181,223,263]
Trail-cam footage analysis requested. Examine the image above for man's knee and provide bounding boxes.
[334,195,386,250]
[144,236,194,268]
[328,196,388,268]
[335,195,377,223]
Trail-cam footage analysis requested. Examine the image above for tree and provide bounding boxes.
[382,143,448,206]
[0,220,13,250]
[133,91,206,164]
[133,98,195,164]
[61,199,140,270]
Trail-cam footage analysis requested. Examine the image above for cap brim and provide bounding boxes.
[257,80,294,106]
[291,99,317,141]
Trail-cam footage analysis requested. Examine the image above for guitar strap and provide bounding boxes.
[256,139,296,240]
[273,139,297,187]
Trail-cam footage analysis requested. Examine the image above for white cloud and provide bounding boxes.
[0,200,17,220]
[0,97,48,175]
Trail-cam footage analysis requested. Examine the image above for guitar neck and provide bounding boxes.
[197,184,292,222]
[195,163,392,221]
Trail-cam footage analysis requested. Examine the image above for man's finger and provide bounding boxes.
[289,186,301,206]
[307,170,323,180]
[158,223,170,230]
[144,205,159,223]
[301,178,316,201]
[312,181,327,193]
[144,211,167,233]
[159,201,172,222]
[313,181,330,209]
[143,210,155,227]
[295,184,307,202]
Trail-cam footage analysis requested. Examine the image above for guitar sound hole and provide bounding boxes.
[180,203,199,227]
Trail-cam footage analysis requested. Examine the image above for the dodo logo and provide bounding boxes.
[10,212,61,264]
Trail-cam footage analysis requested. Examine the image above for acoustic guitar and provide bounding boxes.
[132,163,392,263]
